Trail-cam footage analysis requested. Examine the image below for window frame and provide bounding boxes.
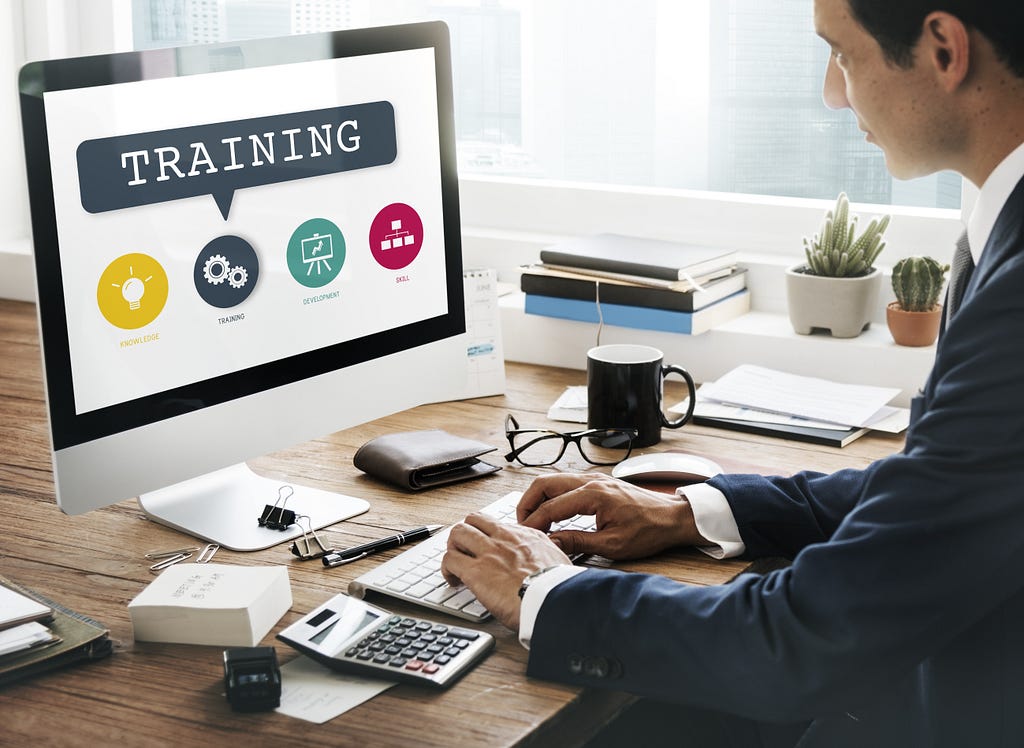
[0,2,971,304]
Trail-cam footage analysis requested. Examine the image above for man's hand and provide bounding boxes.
[441,512,572,631]
[517,473,708,560]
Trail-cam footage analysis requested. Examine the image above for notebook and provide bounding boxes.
[0,576,112,687]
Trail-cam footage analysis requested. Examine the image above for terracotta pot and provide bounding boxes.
[785,265,882,338]
[886,301,941,346]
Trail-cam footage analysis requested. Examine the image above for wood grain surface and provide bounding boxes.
[0,298,904,746]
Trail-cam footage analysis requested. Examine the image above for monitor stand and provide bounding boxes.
[137,463,369,552]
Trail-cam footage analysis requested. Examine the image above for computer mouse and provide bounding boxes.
[611,452,723,484]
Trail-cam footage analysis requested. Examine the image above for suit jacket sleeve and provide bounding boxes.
[527,186,1024,723]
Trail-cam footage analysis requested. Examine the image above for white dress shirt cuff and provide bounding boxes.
[518,565,588,650]
[678,482,746,559]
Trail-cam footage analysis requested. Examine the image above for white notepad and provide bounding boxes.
[0,584,52,631]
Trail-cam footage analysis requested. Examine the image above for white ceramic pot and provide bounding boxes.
[785,264,882,338]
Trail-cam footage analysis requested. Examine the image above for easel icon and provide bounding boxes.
[301,233,334,276]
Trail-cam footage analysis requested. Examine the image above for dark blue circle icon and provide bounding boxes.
[194,235,259,308]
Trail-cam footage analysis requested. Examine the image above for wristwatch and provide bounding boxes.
[518,566,562,599]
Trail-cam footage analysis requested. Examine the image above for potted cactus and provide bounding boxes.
[886,255,950,346]
[786,192,891,338]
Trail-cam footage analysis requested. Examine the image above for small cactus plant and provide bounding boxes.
[891,256,950,312]
[803,193,890,277]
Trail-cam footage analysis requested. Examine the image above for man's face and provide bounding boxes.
[814,0,953,179]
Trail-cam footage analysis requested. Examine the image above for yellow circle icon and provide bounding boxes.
[96,253,169,330]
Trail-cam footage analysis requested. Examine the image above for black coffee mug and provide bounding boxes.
[587,344,696,448]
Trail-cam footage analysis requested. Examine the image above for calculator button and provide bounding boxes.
[431,624,448,635]
[405,660,424,671]
[444,647,461,657]
[373,654,390,664]
[423,663,440,675]
[388,658,407,668]
[434,655,451,665]
[356,651,374,661]
[448,627,481,641]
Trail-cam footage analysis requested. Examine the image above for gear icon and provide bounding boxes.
[203,254,230,285]
[227,265,249,289]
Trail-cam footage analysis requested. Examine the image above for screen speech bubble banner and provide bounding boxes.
[76,101,396,220]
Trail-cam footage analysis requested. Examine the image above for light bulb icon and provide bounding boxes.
[98,253,168,330]
[113,266,152,311]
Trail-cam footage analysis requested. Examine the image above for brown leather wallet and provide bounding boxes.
[353,429,501,490]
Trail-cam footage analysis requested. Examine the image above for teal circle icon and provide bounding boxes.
[287,218,345,288]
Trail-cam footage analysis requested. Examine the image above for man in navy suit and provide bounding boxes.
[442,1,1024,745]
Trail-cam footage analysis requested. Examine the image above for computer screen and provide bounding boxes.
[19,22,467,550]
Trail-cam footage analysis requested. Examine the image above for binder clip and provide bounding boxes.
[289,516,333,561]
[258,485,297,531]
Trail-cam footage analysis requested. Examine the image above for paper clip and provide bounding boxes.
[145,546,199,560]
[149,551,193,571]
[289,516,333,561]
[258,485,297,531]
[196,543,219,563]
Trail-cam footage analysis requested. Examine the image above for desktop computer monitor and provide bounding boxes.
[18,22,468,550]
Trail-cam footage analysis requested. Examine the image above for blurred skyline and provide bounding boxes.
[132,0,961,209]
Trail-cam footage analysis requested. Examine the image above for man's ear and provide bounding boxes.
[920,11,971,92]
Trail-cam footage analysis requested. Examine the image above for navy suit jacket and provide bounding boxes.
[527,176,1024,747]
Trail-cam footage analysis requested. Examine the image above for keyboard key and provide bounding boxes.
[348,491,596,622]
[442,588,478,611]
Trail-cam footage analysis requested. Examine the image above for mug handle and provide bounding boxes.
[661,365,696,429]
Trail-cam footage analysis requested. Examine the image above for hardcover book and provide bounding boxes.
[538,233,738,282]
[524,289,750,335]
[520,266,747,312]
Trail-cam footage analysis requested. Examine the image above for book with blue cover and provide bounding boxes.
[524,289,751,334]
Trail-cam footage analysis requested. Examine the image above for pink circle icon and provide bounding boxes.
[369,203,423,270]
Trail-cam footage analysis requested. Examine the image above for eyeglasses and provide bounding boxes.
[503,414,635,467]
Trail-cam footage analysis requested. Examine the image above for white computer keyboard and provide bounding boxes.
[347,491,596,622]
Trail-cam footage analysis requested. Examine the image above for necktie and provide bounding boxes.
[943,230,974,328]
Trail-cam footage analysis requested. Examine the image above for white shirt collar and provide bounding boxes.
[968,140,1024,264]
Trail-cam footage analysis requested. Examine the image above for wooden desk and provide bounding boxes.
[0,298,904,746]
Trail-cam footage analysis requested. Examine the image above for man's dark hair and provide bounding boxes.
[848,0,1024,77]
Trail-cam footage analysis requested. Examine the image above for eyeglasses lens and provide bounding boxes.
[580,429,633,464]
[509,431,566,466]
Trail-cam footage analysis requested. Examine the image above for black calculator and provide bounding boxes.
[276,593,495,688]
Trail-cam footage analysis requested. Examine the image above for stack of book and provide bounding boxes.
[0,575,111,687]
[521,233,749,334]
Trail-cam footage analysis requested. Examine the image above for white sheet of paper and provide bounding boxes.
[547,385,588,423]
[275,655,395,724]
[0,621,55,656]
[697,364,900,428]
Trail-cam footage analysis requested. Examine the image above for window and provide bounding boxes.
[130,0,960,211]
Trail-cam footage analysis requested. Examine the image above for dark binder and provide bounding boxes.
[0,576,112,687]
[693,415,869,448]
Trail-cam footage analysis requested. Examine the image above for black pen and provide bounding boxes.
[322,524,445,568]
